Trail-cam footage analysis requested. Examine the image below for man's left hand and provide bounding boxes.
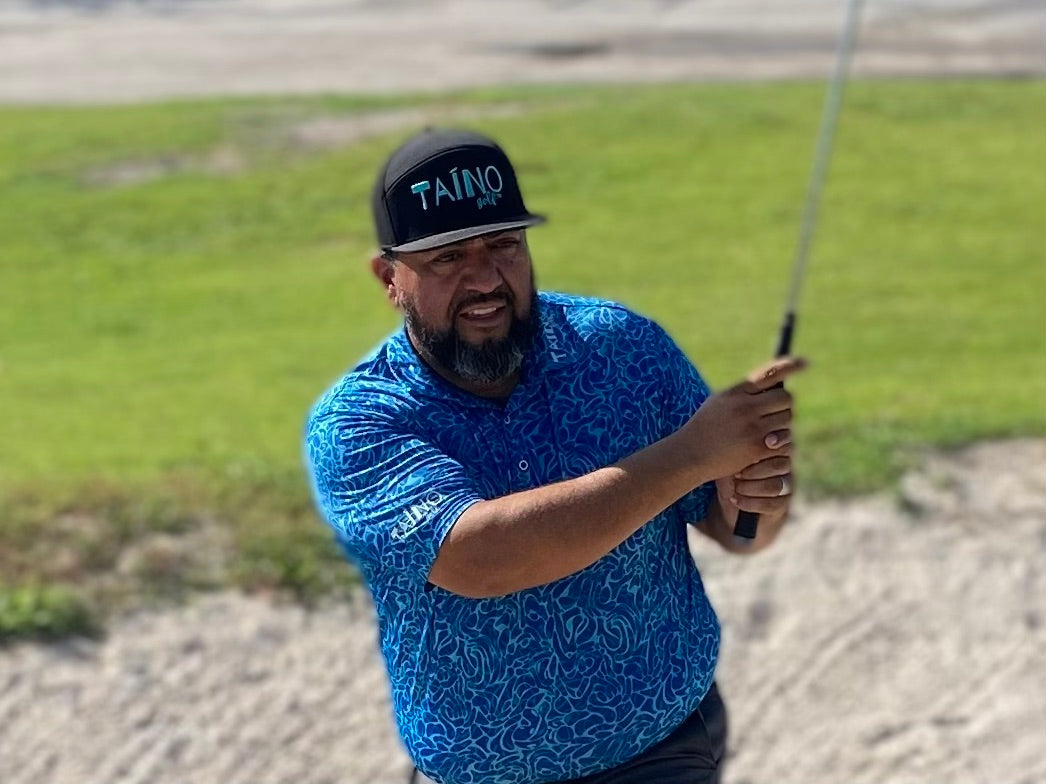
[717,454,794,519]
[698,454,795,553]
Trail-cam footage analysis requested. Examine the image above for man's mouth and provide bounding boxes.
[457,300,509,324]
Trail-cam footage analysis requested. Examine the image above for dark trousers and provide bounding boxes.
[412,682,728,784]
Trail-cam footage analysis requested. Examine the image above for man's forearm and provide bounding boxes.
[428,356,804,597]
[428,428,715,598]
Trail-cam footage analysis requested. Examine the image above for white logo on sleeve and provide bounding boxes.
[391,492,445,541]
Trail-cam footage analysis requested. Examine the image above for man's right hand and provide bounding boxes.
[681,356,808,481]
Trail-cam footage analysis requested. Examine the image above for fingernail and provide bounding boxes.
[730,496,738,505]
[766,435,778,447]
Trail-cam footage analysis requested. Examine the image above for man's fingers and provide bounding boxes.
[753,387,794,417]
[734,473,795,499]
[760,411,792,436]
[730,494,792,515]
[734,456,791,481]
[730,473,795,512]
[743,356,808,393]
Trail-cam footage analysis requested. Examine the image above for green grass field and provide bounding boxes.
[2,80,1044,637]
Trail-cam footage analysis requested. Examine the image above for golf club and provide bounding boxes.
[733,0,865,542]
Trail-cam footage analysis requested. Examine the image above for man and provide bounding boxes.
[303,128,805,784]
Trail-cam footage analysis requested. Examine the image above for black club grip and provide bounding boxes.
[733,509,761,540]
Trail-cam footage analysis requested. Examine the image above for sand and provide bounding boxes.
[0,0,1043,104]
[2,439,1044,784]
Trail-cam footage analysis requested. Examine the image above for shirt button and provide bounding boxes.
[518,460,529,472]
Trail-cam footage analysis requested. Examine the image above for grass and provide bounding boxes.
[0,583,97,643]
[1,80,1043,637]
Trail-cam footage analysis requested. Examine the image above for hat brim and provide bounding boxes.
[388,214,546,253]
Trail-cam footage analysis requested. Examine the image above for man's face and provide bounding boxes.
[375,230,537,389]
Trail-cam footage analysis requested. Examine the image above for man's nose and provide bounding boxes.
[460,246,504,293]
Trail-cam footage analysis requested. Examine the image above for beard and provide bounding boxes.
[404,290,539,387]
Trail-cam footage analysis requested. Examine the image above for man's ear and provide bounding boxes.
[370,254,399,306]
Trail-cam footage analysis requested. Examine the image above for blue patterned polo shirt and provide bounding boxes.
[304,291,720,784]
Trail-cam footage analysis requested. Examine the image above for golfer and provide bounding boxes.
[303,128,805,784]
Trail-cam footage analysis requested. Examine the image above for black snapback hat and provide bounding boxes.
[371,128,546,253]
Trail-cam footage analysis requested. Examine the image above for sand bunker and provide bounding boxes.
[1,439,1043,784]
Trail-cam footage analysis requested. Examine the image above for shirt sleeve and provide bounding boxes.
[303,391,485,588]
[646,320,717,525]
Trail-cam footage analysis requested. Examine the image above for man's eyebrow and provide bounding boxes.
[429,231,521,255]
[478,230,525,244]
[427,244,466,258]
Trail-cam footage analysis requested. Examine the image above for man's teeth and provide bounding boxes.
[463,305,501,317]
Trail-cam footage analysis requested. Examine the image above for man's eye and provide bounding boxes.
[432,254,459,265]
[494,239,520,249]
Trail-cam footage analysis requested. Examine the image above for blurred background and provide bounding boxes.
[1,1,1044,783]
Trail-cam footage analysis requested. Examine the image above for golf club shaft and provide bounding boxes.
[733,0,864,542]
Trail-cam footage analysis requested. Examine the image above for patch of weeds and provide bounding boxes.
[0,470,363,636]
[0,583,100,644]
[231,511,359,604]
[0,478,205,589]
[0,465,375,637]
[116,527,232,603]
[210,471,360,602]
